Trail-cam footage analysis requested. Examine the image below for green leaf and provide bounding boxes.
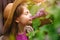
[29,5,40,15]
[32,18,40,30]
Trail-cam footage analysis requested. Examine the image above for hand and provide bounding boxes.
[25,26,34,33]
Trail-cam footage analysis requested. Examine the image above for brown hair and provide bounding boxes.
[4,5,24,35]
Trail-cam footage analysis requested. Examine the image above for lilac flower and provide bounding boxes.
[32,8,47,19]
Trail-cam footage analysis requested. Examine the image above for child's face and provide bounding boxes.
[16,6,32,25]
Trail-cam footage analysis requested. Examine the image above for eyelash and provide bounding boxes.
[27,11,29,13]
[25,11,29,15]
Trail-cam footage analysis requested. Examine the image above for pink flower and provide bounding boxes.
[32,8,47,19]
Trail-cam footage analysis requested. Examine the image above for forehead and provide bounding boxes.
[22,6,29,12]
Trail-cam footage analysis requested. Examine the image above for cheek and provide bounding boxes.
[19,15,29,24]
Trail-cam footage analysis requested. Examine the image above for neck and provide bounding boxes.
[18,23,26,34]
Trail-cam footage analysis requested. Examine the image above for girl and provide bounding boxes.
[3,0,47,40]
[3,0,33,40]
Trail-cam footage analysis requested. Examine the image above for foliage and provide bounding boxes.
[27,0,60,40]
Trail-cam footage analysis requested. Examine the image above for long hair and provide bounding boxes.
[4,5,24,36]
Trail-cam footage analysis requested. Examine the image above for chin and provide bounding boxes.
[27,21,32,25]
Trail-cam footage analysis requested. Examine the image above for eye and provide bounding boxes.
[27,11,29,13]
[25,11,29,15]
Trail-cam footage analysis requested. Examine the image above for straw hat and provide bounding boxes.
[4,3,13,20]
[3,0,26,33]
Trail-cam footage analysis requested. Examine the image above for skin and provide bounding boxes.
[16,6,32,34]
[4,3,33,35]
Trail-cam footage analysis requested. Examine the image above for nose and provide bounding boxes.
[29,13,33,18]
[29,13,31,16]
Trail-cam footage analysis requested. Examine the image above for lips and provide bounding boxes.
[29,18,32,21]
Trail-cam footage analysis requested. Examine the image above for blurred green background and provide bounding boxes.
[27,0,60,40]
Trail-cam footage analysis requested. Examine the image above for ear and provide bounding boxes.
[15,18,19,23]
